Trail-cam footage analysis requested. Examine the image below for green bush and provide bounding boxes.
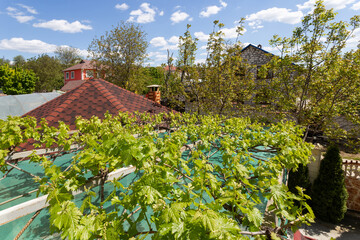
[311,145,348,223]
[288,163,311,197]
[0,64,37,95]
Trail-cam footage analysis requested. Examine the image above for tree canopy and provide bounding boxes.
[0,64,37,95]
[259,0,360,145]
[88,21,148,93]
[24,54,64,92]
[1,113,314,239]
[55,46,82,68]
[162,0,360,149]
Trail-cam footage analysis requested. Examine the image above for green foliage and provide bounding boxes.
[164,20,255,115]
[288,164,312,211]
[265,0,360,144]
[311,145,348,223]
[0,64,37,95]
[54,46,82,68]
[88,21,148,94]
[24,54,64,92]
[0,113,315,239]
[13,55,26,67]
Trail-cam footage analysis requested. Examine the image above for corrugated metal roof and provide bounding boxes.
[0,92,62,120]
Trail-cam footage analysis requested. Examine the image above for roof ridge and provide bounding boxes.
[97,78,162,105]
[92,79,128,112]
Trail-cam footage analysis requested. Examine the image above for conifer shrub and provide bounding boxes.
[288,164,311,202]
[311,145,348,223]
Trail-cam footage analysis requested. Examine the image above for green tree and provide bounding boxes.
[0,113,315,239]
[311,145,348,223]
[55,46,82,68]
[0,64,37,95]
[12,55,26,67]
[88,21,148,93]
[263,0,360,144]
[0,57,10,66]
[25,54,64,92]
[164,21,255,114]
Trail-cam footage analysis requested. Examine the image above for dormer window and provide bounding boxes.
[71,71,75,79]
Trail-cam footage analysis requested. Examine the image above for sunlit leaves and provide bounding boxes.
[0,112,315,239]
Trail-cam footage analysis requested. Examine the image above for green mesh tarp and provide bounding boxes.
[0,146,277,239]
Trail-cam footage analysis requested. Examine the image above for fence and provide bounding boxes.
[343,160,360,211]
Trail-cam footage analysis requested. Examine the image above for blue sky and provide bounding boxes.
[1,0,360,66]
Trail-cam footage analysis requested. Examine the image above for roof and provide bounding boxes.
[164,65,177,71]
[23,79,174,129]
[241,44,274,56]
[60,80,85,92]
[63,60,96,71]
[0,92,62,120]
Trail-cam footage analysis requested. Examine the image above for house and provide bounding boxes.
[62,60,99,84]
[240,44,274,79]
[24,78,173,130]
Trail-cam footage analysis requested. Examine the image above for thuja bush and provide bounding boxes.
[311,145,348,223]
[288,164,312,208]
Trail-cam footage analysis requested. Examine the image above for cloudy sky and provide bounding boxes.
[1,0,360,66]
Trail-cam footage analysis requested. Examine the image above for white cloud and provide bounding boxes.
[346,28,360,48]
[150,36,179,50]
[33,19,92,33]
[351,1,360,10]
[200,6,222,18]
[17,4,38,14]
[13,15,35,23]
[220,0,227,7]
[128,3,157,23]
[200,0,227,18]
[246,7,303,29]
[6,7,16,12]
[148,51,167,61]
[159,11,164,16]
[0,38,57,53]
[222,26,247,38]
[195,26,245,41]
[150,37,168,47]
[195,58,206,64]
[0,37,88,56]
[115,3,129,11]
[6,6,35,23]
[168,36,179,44]
[171,10,191,24]
[194,32,209,42]
[297,0,355,11]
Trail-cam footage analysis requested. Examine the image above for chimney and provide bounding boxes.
[146,85,161,104]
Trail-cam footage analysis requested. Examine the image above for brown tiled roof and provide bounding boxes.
[164,65,177,72]
[63,60,96,71]
[23,79,174,130]
[60,80,85,92]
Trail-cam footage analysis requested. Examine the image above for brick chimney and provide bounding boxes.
[146,85,161,104]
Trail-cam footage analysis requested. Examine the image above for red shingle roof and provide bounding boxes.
[63,60,96,71]
[60,80,85,92]
[23,79,173,129]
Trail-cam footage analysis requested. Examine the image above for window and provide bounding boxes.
[86,70,93,78]
[66,72,69,79]
[71,71,75,79]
